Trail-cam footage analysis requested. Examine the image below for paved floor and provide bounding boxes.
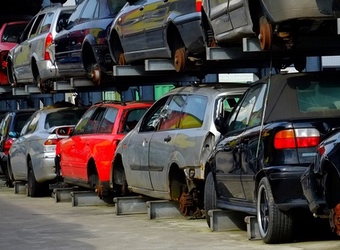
[0,179,339,250]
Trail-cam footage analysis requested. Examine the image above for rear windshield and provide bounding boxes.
[44,109,86,129]
[2,23,27,43]
[14,113,34,132]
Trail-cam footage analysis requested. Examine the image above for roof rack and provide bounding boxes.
[40,3,63,11]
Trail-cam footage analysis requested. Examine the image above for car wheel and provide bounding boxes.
[174,47,186,73]
[259,16,272,51]
[204,172,216,228]
[27,162,43,197]
[257,177,294,243]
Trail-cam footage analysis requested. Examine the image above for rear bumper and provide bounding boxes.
[32,152,57,183]
[265,166,309,211]
[36,60,59,81]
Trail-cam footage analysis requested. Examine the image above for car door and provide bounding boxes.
[60,107,96,180]
[117,0,148,53]
[238,84,266,202]
[11,16,36,82]
[9,112,39,180]
[143,0,169,50]
[215,87,261,202]
[148,94,184,192]
[207,0,252,41]
[124,96,168,190]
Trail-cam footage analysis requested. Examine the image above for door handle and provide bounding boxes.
[164,135,171,142]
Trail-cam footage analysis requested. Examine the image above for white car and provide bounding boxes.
[7,105,87,197]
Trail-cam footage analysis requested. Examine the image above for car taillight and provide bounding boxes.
[274,128,320,149]
[44,32,53,60]
[4,138,14,155]
[196,0,202,12]
[44,138,61,145]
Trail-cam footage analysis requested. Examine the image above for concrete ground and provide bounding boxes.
[0,179,339,250]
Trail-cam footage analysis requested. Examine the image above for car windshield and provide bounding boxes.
[1,23,27,43]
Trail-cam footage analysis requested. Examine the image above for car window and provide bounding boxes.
[19,18,35,42]
[158,95,185,131]
[29,14,45,39]
[80,0,97,23]
[45,110,82,129]
[140,96,168,132]
[123,108,148,133]
[0,115,11,135]
[106,0,126,16]
[67,0,87,28]
[83,107,106,134]
[14,113,34,132]
[2,23,27,43]
[228,84,264,132]
[22,112,40,135]
[248,85,266,127]
[98,107,117,133]
[179,95,207,129]
[39,12,54,34]
[73,107,96,135]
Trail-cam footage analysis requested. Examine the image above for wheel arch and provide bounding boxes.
[323,160,340,209]
[166,22,185,56]
[169,163,186,200]
[87,157,98,180]
[108,28,123,63]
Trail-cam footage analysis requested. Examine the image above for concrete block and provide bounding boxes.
[13,181,26,194]
[70,191,107,207]
[114,196,150,215]
[208,209,246,232]
[53,188,74,203]
[244,216,261,240]
[147,200,182,219]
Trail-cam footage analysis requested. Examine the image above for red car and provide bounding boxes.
[0,21,28,85]
[55,100,153,200]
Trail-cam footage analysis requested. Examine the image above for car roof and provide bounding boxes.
[93,100,154,109]
[252,71,340,123]
[165,83,248,96]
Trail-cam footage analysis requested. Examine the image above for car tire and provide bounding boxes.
[257,177,294,243]
[28,161,43,197]
[204,172,216,228]
[6,159,14,188]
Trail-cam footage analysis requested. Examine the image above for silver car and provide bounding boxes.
[7,4,76,93]
[110,84,247,217]
[201,0,337,51]
[108,0,205,73]
[7,105,87,197]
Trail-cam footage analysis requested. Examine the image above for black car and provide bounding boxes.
[0,109,36,186]
[301,128,340,237]
[204,71,340,244]
[54,0,125,86]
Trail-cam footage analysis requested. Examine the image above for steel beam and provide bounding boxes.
[146,200,182,219]
[113,196,150,215]
[208,209,247,232]
[145,59,175,71]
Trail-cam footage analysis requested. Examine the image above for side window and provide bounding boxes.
[73,107,96,135]
[122,108,148,133]
[179,95,207,129]
[22,113,40,135]
[67,0,87,28]
[228,84,264,132]
[19,18,35,42]
[140,97,169,132]
[83,107,105,134]
[248,85,266,127]
[39,12,54,34]
[80,0,97,22]
[158,95,186,131]
[98,107,117,133]
[29,14,45,39]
